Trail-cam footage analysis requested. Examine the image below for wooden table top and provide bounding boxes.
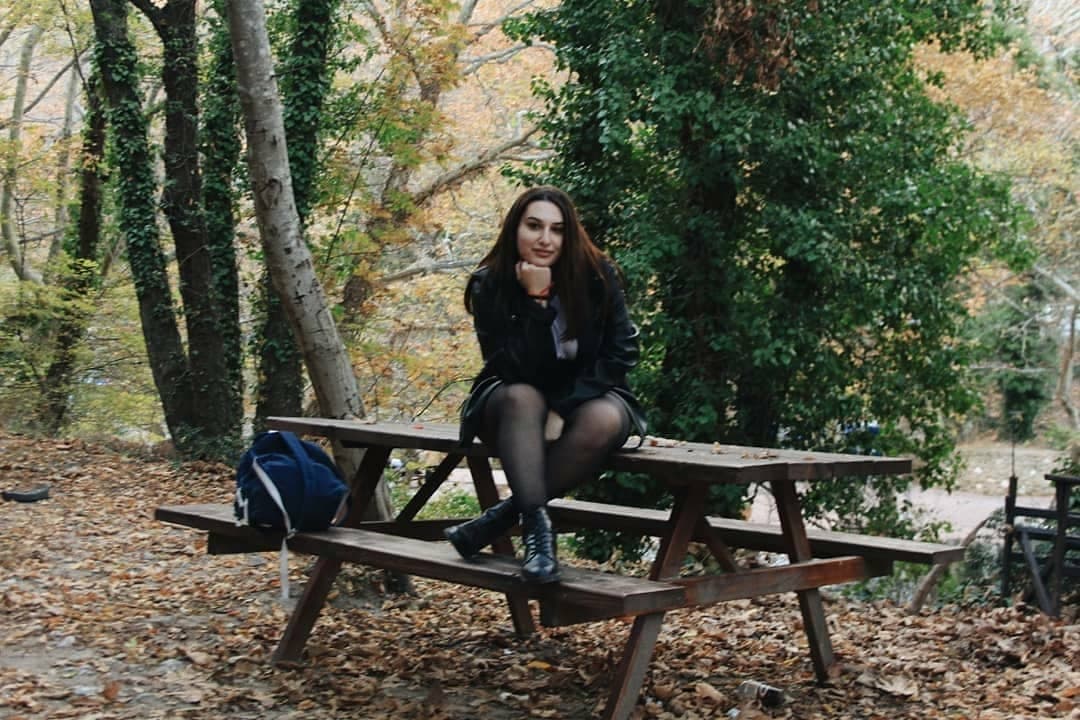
[267,417,912,485]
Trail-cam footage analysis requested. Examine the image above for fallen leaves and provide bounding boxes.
[857,670,920,698]
[1,430,1077,720]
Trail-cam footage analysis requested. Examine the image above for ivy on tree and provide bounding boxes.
[510,0,1027,549]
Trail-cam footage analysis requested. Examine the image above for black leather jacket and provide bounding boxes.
[458,262,647,446]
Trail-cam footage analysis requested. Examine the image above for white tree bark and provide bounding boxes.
[2,24,45,284]
[226,0,392,519]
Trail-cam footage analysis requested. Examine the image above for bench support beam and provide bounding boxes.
[274,445,391,663]
[675,557,867,605]
[772,479,837,682]
[602,612,664,720]
[274,556,341,663]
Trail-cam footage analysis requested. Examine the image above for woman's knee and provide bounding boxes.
[569,399,630,448]
[493,383,547,417]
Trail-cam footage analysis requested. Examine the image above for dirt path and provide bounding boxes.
[751,443,1064,542]
[954,443,1063,496]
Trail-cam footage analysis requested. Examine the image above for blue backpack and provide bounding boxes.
[234,430,349,534]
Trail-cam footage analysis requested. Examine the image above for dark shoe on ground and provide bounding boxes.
[521,506,560,584]
[443,497,518,559]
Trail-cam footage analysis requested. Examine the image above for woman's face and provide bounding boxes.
[515,200,564,267]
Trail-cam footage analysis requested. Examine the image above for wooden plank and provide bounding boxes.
[156,503,686,620]
[601,613,665,720]
[772,479,835,682]
[275,555,342,663]
[341,445,393,525]
[1019,529,1054,615]
[265,417,913,484]
[291,530,685,613]
[1010,525,1080,547]
[548,498,964,565]
[395,453,461,522]
[1050,475,1077,618]
[354,518,457,541]
[208,532,279,554]
[157,503,250,532]
[675,557,869,605]
[650,484,706,581]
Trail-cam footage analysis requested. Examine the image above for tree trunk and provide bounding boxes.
[1,24,44,284]
[227,0,392,520]
[254,0,339,429]
[38,75,107,434]
[49,62,81,265]
[253,279,305,432]
[90,0,194,447]
[132,0,241,455]
[1058,301,1078,430]
[201,0,245,442]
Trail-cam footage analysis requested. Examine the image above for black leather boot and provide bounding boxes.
[521,507,560,584]
[443,498,518,559]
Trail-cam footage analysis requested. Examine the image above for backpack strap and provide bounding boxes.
[279,430,315,529]
[252,442,300,601]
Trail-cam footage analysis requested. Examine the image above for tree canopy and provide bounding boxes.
[510,0,1029,531]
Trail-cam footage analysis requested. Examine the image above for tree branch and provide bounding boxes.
[461,43,553,75]
[1032,263,1080,302]
[907,514,989,614]
[127,0,164,31]
[469,0,539,39]
[411,125,541,207]
[457,0,479,25]
[0,54,87,131]
[0,4,32,52]
[381,257,480,283]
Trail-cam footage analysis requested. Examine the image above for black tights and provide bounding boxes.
[477,383,631,513]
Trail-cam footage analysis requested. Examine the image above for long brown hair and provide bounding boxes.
[467,186,611,340]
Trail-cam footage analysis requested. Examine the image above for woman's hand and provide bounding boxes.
[516,261,552,297]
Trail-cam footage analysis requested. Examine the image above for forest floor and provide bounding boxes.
[1,431,1077,720]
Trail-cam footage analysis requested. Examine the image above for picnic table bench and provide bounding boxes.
[156,418,964,720]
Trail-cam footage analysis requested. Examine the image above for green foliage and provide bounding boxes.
[386,468,480,520]
[197,0,246,450]
[569,472,665,562]
[0,269,164,440]
[276,0,341,222]
[509,0,1026,551]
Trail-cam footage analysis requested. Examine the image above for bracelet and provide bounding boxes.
[529,284,553,300]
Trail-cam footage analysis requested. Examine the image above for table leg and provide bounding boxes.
[466,456,536,637]
[395,453,462,522]
[273,445,391,663]
[770,479,837,682]
[599,484,704,719]
[341,447,394,527]
[601,612,665,720]
[650,483,707,581]
[273,556,342,663]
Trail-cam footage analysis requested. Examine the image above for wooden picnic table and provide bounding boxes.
[156,417,962,720]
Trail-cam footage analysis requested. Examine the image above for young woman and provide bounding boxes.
[445,186,647,583]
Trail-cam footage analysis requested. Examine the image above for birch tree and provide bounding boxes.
[1,24,45,284]
[227,0,392,519]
